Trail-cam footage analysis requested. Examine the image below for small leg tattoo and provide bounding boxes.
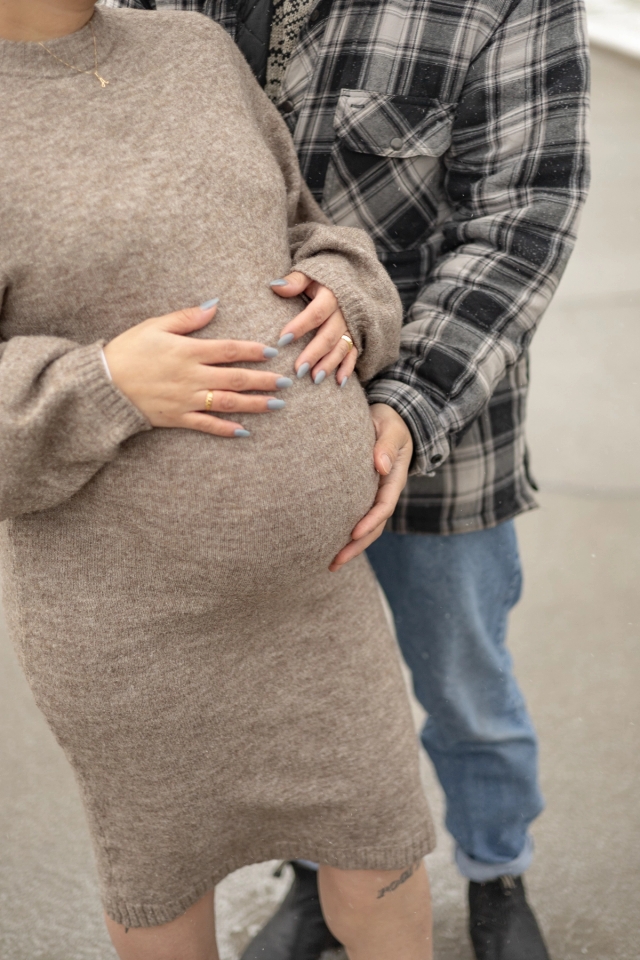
[376,861,420,899]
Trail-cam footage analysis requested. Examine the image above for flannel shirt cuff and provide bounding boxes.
[366,378,450,476]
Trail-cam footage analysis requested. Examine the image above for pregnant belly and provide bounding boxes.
[27,375,378,610]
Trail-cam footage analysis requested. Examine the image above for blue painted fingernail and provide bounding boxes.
[200,297,219,310]
[277,333,295,347]
[267,398,286,410]
[340,376,348,388]
[276,377,293,389]
[297,362,310,379]
[263,346,279,358]
[314,370,326,385]
[270,279,289,287]
[234,429,251,438]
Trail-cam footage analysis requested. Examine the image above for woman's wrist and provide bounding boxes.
[101,348,113,381]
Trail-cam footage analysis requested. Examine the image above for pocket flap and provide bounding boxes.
[333,89,454,159]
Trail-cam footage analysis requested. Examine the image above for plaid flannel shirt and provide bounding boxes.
[104,0,590,533]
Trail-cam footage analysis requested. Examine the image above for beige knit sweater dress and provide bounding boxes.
[0,7,435,927]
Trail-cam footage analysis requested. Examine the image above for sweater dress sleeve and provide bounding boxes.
[222,25,403,383]
[0,327,150,521]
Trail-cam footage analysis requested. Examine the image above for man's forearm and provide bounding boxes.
[367,0,590,476]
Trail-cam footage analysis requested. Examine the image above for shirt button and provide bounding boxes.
[310,8,320,21]
[431,454,443,465]
[280,100,295,115]
[389,137,404,150]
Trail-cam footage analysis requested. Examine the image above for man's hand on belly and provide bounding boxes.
[329,405,413,572]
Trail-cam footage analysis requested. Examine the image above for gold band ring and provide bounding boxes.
[341,333,354,351]
[204,390,214,412]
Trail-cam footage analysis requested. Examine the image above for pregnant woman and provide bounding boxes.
[0,2,435,958]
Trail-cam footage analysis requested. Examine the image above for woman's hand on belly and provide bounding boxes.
[103,302,291,438]
[270,273,359,387]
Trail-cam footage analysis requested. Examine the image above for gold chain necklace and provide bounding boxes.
[38,21,109,88]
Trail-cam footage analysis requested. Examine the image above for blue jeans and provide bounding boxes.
[366,522,544,881]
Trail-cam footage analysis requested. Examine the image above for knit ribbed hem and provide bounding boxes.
[58,341,151,445]
[294,255,366,354]
[103,830,436,928]
[293,252,400,383]
[365,378,449,476]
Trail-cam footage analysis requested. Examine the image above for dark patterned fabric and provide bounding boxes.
[235,0,274,86]
[266,0,318,99]
[102,0,590,533]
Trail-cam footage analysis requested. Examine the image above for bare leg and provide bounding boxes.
[318,860,433,960]
[105,889,218,960]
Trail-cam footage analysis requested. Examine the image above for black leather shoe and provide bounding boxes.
[240,861,342,960]
[469,876,551,960]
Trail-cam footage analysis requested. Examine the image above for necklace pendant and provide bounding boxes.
[97,74,109,88]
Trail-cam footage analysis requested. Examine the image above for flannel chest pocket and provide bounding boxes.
[323,89,454,251]
[333,89,454,158]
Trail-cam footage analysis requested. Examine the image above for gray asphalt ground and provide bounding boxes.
[1,44,639,960]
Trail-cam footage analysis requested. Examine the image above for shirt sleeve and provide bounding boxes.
[0,332,150,520]
[366,0,590,474]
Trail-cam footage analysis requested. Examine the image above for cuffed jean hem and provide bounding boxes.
[455,834,534,882]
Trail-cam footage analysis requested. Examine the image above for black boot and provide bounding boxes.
[469,875,551,960]
[240,861,342,960]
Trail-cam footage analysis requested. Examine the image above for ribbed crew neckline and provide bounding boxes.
[0,8,114,78]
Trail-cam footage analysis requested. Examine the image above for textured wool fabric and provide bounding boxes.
[0,8,435,928]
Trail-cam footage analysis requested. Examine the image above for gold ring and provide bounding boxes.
[341,333,354,351]
[204,390,214,412]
